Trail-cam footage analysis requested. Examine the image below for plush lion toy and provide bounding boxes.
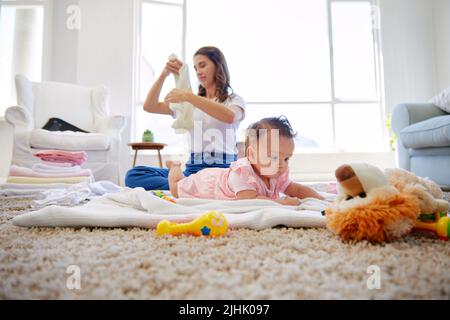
[384,167,449,215]
[325,163,422,243]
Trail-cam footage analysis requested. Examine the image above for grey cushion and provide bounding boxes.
[409,147,450,157]
[400,115,450,148]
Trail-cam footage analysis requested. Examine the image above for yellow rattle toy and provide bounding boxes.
[414,212,449,241]
[156,211,228,237]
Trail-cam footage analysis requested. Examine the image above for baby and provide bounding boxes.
[167,116,324,205]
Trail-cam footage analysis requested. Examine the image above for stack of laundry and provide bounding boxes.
[0,180,123,207]
[6,150,94,185]
[1,150,125,207]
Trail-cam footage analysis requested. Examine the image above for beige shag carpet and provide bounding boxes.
[1,189,449,300]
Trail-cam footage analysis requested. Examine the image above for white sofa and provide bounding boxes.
[5,75,126,183]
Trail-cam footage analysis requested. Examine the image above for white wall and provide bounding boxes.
[51,0,79,83]
[379,0,437,115]
[76,0,135,180]
[432,0,450,92]
[0,119,13,177]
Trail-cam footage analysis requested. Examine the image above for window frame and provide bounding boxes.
[327,0,386,149]
[132,0,186,142]
[133,0,387,152]
[0,0,52,116]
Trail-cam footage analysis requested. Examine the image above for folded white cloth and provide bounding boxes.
[32,163,82,173]
[13,188,329,230]
[31,181,124,209]
[0,183,74,198]
[168,54,194,133]
[0,180,121,201]
[9,165,92,178]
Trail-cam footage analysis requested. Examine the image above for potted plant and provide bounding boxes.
[142,129,154,143]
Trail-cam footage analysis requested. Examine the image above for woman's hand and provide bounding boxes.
[164,89,191,104]
[162,58,183,77]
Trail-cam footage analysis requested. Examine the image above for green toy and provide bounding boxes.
[150,190,176,203]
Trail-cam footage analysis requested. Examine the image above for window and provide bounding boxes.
[135,0,386,153]
[134,0,186,154]
[0,1,46,116]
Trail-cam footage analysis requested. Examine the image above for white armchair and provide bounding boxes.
[5,75,126,183]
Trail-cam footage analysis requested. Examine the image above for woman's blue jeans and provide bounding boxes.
[124,153,237,190]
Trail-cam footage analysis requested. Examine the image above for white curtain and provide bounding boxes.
[0,6,43,115]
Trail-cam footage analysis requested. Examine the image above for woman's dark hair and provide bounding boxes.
[244,116,297,153]
[194,46,232,103]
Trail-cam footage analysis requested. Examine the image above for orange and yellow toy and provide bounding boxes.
[414,212,450,241]
[156,211,228,237]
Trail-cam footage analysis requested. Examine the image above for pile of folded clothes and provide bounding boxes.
[1,151,126,207]
[6,150,94,185]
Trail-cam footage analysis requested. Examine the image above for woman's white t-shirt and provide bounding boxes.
[188,93,245,155]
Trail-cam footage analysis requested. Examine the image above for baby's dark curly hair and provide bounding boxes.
[244,116,297,154]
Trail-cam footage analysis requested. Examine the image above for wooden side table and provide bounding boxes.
[128,142,167,168]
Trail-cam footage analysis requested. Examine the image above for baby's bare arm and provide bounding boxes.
[236,190,300,205]
[284,182,324,200]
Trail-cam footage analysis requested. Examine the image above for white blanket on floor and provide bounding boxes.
[12,188,330,230]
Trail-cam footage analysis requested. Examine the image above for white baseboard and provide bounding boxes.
[130,151,397,183]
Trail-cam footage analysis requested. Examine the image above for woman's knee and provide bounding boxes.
[125,169,140,188]
[124,166,170,189]
[125,166,150,187]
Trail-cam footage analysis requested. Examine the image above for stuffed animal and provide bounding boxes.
[384,167,449,215]
[325,163,421,243]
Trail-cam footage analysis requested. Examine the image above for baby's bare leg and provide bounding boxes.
[167,161,184,198]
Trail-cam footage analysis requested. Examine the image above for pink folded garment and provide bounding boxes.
[9,165,93,178]
[34,150,88,166]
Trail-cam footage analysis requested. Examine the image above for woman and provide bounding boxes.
[125,46,246,190]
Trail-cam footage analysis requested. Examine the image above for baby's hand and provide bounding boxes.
[278,196,300,206]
